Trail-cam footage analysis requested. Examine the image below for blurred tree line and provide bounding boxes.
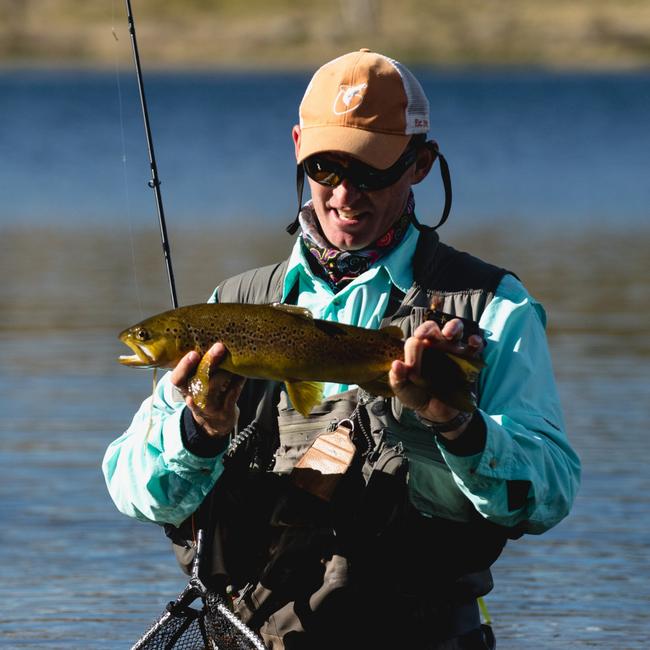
[1,0,649,68]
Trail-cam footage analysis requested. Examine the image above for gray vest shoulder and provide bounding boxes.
[387,230,512,332]
[216,260,289,305]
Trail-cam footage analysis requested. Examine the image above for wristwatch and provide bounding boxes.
[415,410,473,434]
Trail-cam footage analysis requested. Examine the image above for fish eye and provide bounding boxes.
[134,327,151,342]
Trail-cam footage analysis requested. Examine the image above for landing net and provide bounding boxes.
[131,531,265,650]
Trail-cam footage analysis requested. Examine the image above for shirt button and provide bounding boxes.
[489,458,498,469]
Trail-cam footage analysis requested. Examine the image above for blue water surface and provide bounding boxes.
[1,69,648,228]
[1,68,649,649]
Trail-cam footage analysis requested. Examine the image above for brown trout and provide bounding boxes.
[118,302,482,416]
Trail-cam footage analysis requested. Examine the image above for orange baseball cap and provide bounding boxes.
[297,49,430,170]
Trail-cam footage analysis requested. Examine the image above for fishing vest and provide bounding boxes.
[171,230,514,649]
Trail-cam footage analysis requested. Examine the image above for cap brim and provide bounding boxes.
[298,126,411,170]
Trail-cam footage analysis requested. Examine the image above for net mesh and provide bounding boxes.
[131,582,265,650]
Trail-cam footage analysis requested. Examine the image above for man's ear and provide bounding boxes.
[292,125,301,161]
[412,144,435,185]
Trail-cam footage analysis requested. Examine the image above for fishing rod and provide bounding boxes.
[125,0,178,309]
[121,9,264,649]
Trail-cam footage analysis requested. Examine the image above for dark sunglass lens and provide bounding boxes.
[305,158,343,187]
[318,171,342,186]
[305,145,417,191]
[349,166,394,192]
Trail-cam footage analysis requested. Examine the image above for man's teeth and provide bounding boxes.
[337,211,361,220]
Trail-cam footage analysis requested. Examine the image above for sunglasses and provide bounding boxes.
[303,144,420,192]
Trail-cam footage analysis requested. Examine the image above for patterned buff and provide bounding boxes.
[299,191,415,290]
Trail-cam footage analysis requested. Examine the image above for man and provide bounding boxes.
[104,50,580,649]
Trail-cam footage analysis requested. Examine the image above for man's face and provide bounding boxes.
[307,153,416,251]
[293,126,432,251]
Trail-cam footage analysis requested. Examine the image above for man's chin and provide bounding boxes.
[330,236,373,252]
[323,216,373,249]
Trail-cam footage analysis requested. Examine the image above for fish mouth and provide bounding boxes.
[118,337,156,367]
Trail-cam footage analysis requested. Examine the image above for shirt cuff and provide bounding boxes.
[436,411,487,457]
[180,407,230,458]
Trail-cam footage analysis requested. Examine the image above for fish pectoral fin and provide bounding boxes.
[358,374,394,398]
[188,351,213,410]
[379,325,404,340]
[270,303,313,320]
[285,380,324,417]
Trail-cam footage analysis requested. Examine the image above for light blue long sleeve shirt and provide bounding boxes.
[103,227,580,533]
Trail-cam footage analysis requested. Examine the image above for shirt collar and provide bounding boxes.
[282,223,418,302]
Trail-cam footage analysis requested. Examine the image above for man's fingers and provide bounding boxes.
[414,317,463,341]
[441,318,464,341]
[389,359,410,388]
[413,320,442,339]
[207,342,228,365]
[403,335,426,374]
[467,334,485,354]
[171,351,200,387]
[173,342,228,388]
[414,317,485,360]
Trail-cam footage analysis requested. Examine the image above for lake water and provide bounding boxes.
[0,69,649,649]
[2,69,649,228]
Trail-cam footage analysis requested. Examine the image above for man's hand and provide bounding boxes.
[389,318,484,440]
[170,342,245,439]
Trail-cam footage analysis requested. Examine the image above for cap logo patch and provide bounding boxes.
[333,83,368,115]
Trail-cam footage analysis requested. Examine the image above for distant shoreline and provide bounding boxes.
[2,61,649,75]
[2,1,650,72]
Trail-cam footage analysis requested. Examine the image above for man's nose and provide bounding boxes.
[328,179,362,207]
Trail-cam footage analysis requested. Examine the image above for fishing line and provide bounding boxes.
[112,0,145,321]
[143,367,158,443]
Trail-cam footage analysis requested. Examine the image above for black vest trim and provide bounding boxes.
[413,229,511,295]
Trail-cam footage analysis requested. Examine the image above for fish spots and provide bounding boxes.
[228,314,270,357]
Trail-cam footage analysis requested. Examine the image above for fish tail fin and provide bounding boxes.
[419,348,485,412]
[445,352,484,384]
[285,380,324,417]
[442,352,484,411]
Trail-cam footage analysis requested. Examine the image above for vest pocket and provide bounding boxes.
[272,390,358,474]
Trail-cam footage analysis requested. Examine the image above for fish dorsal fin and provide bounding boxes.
[285,380,324,417]
[313,319,347,336]
[270,303,313,320]
[380,325,404,340]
